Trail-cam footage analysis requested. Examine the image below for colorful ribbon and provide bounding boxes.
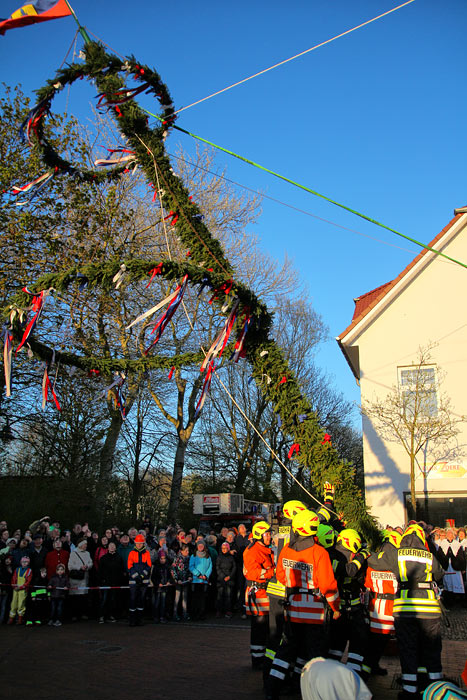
[16,288,53,354]
[96,83,151,111]
[19,97,50,146]
[288,443,300,459]
[11,169,56,206]
[201,299,239,372]
[195,360,215,418]
[144,276,189,353]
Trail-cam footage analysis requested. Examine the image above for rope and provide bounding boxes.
[167,150,421,258]
[142,115,467,271]
[172,1,417,117]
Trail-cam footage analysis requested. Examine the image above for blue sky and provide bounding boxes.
[1,0,466,427]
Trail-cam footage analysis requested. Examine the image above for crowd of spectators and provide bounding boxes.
[0,515,251,626]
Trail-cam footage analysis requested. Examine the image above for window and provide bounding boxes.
[398,364,438,419]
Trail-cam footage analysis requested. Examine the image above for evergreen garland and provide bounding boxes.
[8,42,378,539]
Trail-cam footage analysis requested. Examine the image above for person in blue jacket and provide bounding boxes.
[189,539,212,620]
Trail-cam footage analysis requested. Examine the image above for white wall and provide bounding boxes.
[348,217,467,526]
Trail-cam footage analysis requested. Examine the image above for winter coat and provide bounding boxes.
[68,549,93,595]
[216,552,236,584]
[48,573,70,599]
[12,566,32,590]
[171,552,191,584]
[45,550,70,580]
[151,560,173,587]
[98,552,126,587]
[189,554,212,584]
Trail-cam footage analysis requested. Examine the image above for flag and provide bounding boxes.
[0,0,72,35]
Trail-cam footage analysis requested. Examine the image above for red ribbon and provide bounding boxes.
[321,433,332,446]
[146,263,163,288]
[279,376,287,385]
[288,443,300,459]
[168,366,175,380]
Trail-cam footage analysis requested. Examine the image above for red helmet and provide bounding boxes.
[134,534,145,544]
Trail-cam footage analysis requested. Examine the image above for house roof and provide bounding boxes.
[337,210,465,343]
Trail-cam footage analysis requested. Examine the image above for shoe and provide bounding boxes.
[174,614,181,621]
[81,615,89,621]
[16,616,24,625]
[160,617,167,624]
[108,616,116,622]
[7,617,15,625]
[225,611,232,618]
[48,620,54,626]
[241,613,247,619]
[98,616,105,624]
[54,620,62,627]
[182,614,190,621]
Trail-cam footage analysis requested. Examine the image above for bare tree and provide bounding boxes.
[362,344,465,515]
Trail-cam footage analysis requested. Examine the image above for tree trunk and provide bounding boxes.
[167,438,187,524]
[410,453,417,517]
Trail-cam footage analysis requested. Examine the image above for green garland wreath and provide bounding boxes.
[29,47,175,184]
[9,41,378,540]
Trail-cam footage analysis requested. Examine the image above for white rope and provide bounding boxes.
[173,1,417,117]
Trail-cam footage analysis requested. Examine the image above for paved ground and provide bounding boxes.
[1,609,466,699]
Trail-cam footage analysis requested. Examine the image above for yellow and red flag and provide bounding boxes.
[0,0,71,35]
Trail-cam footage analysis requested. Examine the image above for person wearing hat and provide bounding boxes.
[243,520,275,670]
[7,554,32,625]
[264,509,340,700]
[127,534,152,626]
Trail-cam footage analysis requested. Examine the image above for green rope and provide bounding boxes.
[143,108,467,271]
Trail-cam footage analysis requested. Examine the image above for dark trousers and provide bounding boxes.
[250,614,269,667]
[50,598,64,622]
[362,631,389,675]
[173,584,189,617]
[216,582,234,613]
[264,595,286,679]
[191,583,208,619]
[153,586,169,619]
[328,606,369,674]
[394,616,442,694]
[129,584,147,613]
[99,589,119,619]
[266,622,325,698]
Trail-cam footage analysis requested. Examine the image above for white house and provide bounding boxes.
[337,208,467,527]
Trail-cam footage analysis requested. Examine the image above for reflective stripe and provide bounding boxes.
[362,664,371,674]
[326,591,339,603]
[264,649,275,660]
[266,581,286,596]
[347,662,361,672]
[250,645,265,651]
[329,649,343,658]
[296,657,307,665]
[348,653,363,661]
[428,672,443,680]
[273,658,290,669]
[402,674,417,681]
[270,669,286,680]
[251,652,264,658]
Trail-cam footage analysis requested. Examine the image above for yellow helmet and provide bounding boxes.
[317,524,335,549]
[383,530,402,548]
[252,521,271,540]
[292,509,319,537]
[283,499,307,521]
[337,528,361,553]
[403,523,426,544]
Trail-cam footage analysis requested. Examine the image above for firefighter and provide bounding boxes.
[264,500,307,680]
[265,509,340,700]
[127,534,152,627]
[328,527,370,676]
[361,530,401,679]
[243,520,275,669]
[368,523,444,698]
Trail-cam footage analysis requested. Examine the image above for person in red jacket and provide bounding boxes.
[243,520,275,669]
[127,534,152,627]
[45,538,70,580]
[265,509,340,700]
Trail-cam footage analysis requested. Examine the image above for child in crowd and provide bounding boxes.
[27,566,49,626]
[48,563,69,626]
[171,543,191,621]
[7,554,32,625]
[151,549,173,623]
